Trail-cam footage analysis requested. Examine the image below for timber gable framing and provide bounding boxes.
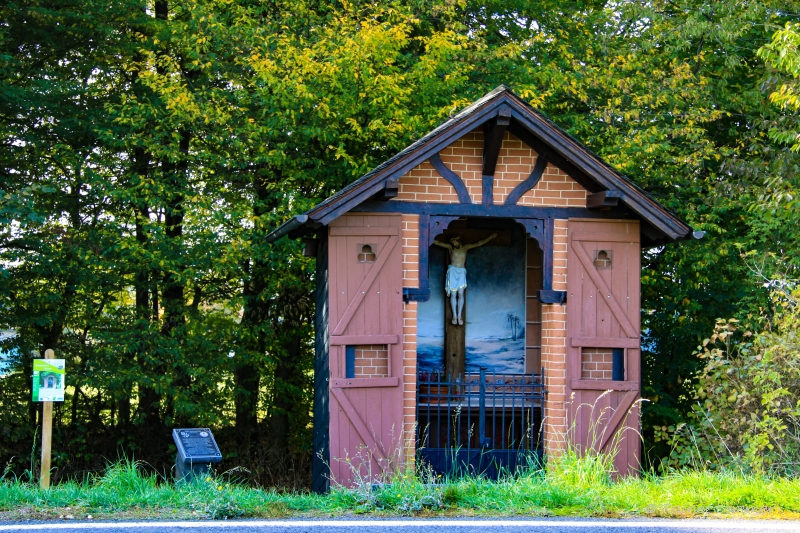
[267,85,692,246]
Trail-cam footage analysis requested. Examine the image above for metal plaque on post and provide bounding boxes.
[172,428,222,482]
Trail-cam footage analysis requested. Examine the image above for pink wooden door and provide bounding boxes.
[566,219,641,476]
[328,214,404,487]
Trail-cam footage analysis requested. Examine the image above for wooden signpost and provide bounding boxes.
[33,348,64,489]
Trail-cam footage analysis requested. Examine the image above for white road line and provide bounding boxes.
[0,520,798,530]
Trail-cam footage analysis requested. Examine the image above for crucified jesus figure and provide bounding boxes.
[433,233,497,326]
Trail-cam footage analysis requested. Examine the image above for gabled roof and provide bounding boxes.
[268,86,692,244]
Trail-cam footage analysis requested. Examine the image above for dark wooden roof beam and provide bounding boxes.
[505,156,548,205]
[429,154,472,204]
[507,121,602,194]
[483,106,512,177]
[587,190,622,210]
[641,222,667,245]
[372,177,399,201]
[351,199,633,220]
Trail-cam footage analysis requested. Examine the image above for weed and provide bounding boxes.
[442,484,461,506]
[1,457,14,482]
[658,301,800,476]
[204,494,245,520]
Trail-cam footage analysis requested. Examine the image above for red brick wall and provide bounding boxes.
[440,130,484,202]
[517,167,587,207]
[353,345,389,378]
[401,214,420,455]
[395,130,587,207]
[396,161,461,203]
[581,348,614,380]
[401,215,419,288]
[402,301,417,456]
[542,219,569,454]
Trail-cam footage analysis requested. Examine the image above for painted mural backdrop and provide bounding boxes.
[418,223,526,374]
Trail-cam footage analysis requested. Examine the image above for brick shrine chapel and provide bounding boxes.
[267,86,692,492]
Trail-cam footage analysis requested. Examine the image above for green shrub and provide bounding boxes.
[659,290,800,473]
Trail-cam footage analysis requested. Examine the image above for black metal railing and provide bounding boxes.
[416,367,546,478]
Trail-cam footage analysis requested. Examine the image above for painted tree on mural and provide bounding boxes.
[507,314,521,341]
[2,0,799,483]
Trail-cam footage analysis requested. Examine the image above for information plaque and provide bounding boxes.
[172,428,223,464]
[32,359,65,402]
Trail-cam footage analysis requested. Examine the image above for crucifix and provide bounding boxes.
[433,232,497,379]
[433,233,497,325]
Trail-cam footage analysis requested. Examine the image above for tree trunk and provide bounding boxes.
[236,262,263,434]
[130,146,151,429]
[160,129,189,426]
[235,167,274,435]
[267,329,302,455]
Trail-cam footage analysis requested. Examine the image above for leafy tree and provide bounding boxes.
[0,0,502,481]
[3,0,800,482]
[760,22,800,153]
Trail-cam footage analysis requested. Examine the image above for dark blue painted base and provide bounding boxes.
[417,448,544,480]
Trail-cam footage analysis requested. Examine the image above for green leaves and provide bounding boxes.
[2,0,800,481]
[0,0,497,479]
[759,22,800,152]
[661,294,800,473]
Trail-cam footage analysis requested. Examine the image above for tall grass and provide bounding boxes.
[2,456,800,519]
[3,397,800,520]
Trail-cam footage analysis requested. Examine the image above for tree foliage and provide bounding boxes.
[2,0,800,484]
[760,22,800,152]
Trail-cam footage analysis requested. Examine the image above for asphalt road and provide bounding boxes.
[1,519,799,533]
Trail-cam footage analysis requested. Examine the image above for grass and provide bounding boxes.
[2,457,800,521]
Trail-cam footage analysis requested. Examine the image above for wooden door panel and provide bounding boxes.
[567,220,641,476]
[333,235,397,337]
[328,215,404,487]
[570,239,637,338]
[579,263,598,339]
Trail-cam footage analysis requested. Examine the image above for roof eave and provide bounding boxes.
[265,215,310,243]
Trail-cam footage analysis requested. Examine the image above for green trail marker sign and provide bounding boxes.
[32,359,65,402]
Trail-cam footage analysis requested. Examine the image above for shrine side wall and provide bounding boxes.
[542,219,569,454]
[401,214,420,454]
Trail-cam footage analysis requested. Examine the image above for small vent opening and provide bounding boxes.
[593,249,612,269]
[358,244,376,263]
